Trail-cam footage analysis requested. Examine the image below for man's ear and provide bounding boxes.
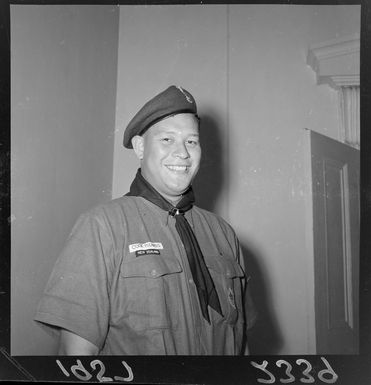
[131,135,144,160]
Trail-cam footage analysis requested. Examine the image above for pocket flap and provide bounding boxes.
[206,254,245,279]
[121,256,183,278]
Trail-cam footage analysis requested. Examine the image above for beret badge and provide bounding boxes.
[175,86,194,104]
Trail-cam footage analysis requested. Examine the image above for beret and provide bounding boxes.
[123,85,198,148]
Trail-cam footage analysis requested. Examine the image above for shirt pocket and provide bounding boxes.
[119,255,183,331]
[205,254,245,325]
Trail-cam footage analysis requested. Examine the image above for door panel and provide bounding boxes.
[310,130,359,354]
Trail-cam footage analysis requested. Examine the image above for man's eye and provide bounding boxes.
[187,140,199,146]
[161,137,172,143]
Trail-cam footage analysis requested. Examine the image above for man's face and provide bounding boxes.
[132,113,201,203]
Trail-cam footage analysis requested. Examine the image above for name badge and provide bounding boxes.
[129,242,163,253]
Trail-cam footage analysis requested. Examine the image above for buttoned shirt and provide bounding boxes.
[34,196,256,355]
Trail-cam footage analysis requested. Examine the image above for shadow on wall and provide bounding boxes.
[242,243,283,355]
[193,113,283,354]
[193,113,224,212]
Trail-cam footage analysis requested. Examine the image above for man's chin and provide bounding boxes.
[165,176,192,188]
[166,183,191,197]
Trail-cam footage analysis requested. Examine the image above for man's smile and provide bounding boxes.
[165,165,190,173]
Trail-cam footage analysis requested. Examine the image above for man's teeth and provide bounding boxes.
[167,165,188,171]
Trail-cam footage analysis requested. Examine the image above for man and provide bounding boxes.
[34,85,257,355]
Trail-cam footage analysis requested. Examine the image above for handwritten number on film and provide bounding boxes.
[56,356,337,383]
[251,357,338,384]
[56,359,134,382]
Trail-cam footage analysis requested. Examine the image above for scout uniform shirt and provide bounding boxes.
[34,196,255,355]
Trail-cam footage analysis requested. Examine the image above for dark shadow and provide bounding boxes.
[242,243,284,355]
[193,112,224,213]
[193,111,283,354]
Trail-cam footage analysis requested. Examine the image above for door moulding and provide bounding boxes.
[307,34,360,148]
[306,34,360,89]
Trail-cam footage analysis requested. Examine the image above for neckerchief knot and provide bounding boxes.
[169,208,183,216]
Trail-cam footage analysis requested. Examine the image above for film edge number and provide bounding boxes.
[251,357,338,384]
[56,356,338,383]
[56,359,133,382]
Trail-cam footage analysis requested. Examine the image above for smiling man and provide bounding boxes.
[34,86,257,355]
[131,112,201,204]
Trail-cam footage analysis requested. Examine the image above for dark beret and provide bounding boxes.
[123,85,198,148]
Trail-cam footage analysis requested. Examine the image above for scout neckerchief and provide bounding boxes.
[126,168,223,323]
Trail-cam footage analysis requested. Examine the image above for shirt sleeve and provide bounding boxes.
[234,236,259,355]
[240,254,258,332]
[34,211,113,350]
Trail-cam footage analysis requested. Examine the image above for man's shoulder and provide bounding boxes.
[192,205,236,235]
[192,205,229,223]
[79,196,143,221]
[94,195,139,210]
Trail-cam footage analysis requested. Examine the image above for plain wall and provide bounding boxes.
[11,5,119,355]
[112,4,360,354]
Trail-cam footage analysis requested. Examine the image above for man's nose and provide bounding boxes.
[173,142,190,158]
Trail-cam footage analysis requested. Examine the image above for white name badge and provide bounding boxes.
[129,242,164,253]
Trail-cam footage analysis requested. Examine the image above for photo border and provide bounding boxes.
[1,0,370,383]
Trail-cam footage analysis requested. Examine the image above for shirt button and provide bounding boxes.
[189,278,194,284]
[151,269,157,277]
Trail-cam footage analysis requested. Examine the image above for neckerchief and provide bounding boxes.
[126,169,223,323]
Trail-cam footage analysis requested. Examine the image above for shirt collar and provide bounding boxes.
[139,197,195,228]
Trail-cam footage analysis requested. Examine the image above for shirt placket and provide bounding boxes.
[168,213,203,354]
[184,210,211,354]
